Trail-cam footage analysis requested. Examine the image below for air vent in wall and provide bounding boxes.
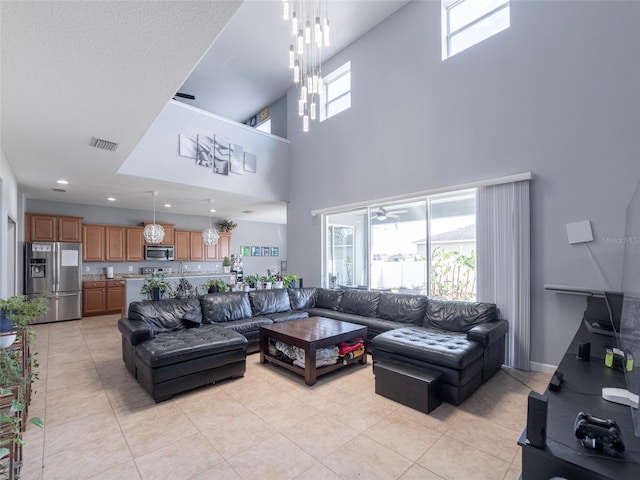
[52,188,67,193]
[91,137,119,151]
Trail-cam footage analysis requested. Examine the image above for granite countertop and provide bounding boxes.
[83,272,232,281]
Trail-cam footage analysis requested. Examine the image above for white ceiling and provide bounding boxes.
[1,0,408,224]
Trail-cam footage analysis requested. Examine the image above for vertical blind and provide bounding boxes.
[477,180,531,370]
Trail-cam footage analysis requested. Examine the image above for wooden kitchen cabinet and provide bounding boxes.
[126,227,145,261]
[174,230,190,261]
[106,281,124,313]
[105,226,126,261]
[82,225,105,262]
[26,213,83,242]
[217,232,231,260]
[83,281,106,316]
[189,231,204,260]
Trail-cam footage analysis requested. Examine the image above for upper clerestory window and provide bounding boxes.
[442,0,510,59]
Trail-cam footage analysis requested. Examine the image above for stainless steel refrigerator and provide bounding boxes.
[24,242,83,323]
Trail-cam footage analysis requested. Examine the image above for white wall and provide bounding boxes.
[286,1,640,367]
[0,149,19,298]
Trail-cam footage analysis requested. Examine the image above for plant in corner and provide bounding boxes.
[222,256,232,273]
[283,274,299,288]
[218,220,237,232]
[201,278,229,294]
[140,273,173,301]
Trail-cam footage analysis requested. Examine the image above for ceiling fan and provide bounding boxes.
[174,92,195,100]
[372,207,408,221]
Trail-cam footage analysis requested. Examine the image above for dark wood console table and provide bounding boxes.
[518,321,640,479]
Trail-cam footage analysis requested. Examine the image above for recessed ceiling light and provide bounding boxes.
[164,203,172,208]
[56,179,69,185]
[106,196,116,202]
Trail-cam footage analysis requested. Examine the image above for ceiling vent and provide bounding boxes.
[91,137,119,152]
[52,188,67,193]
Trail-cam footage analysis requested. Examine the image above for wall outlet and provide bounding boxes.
[85,266,90,272]
[198,265,201,270]
[128,266,133,272]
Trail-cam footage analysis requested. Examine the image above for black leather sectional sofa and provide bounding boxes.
[118,287,508,404]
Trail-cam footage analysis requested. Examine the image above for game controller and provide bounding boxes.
[574,412,625,456]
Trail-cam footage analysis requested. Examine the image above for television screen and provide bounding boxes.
[619,179,640,437]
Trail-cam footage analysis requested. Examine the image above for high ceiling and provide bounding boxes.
[1,0,408,223]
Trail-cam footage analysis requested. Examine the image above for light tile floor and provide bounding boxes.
[19,315,551,480]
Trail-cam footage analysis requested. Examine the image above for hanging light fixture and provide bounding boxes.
[143,191,165,244]
[202,199,220,246]
[284,0,330,133]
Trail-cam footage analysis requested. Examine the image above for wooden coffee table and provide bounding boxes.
[259,316,367,385]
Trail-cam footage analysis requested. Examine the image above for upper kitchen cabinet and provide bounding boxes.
[126,227,145,261]
[26,214,83,242]
[105,226,126,262]
[83,225,105,262]
[189,231,204,261]
[143,223,174,246]
[217,232,231,260]
[174,230,190,261]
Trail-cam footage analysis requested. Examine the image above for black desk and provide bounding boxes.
[518,322,640,479]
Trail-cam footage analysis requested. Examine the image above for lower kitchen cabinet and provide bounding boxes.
[83,280,124,316]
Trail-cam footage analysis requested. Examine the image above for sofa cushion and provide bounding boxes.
[249,289,291,316]
[136,324,247,368]
[338,289,381,317]
[288,288,316,310]
[200,292,252,323]
[222,317,274,334]
[266,310,310,323]
[314,288,343,310]
[376,293,429,325]
[371,326,483,370]
[128,299,202,333]
[423,299,498,333]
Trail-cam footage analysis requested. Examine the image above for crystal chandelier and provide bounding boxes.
[203,200,220,246]
[143,191,165,244]
[283,0,330,132]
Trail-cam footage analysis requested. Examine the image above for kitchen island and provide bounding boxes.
[122,273,233,316]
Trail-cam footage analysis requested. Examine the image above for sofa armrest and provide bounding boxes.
[467,319,508,347]
[118,318,154,345]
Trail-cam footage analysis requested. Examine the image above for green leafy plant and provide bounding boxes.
[140,273,173,300]
[244,274,259,288]
[0,294,50,330]
[222,256,232,267]
[201,278,229,293]
[218,220,237,232]
[430,247,476,301]
[283,274,299,288]
[259,275,274,283]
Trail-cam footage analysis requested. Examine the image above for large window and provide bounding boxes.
[442,0,510,59]
[320,61,351,122]
[324,191,476,300]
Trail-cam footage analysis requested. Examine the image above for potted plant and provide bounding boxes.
[201,278,229,294]
[218,220,237,233]
[140,273,173,301]
[244,274,259,289]
[260,275,274,290]
[222,256,232,273]
[0,294,50,348]
[283,274,299,288]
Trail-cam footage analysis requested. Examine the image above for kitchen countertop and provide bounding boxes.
[83,272,232,281]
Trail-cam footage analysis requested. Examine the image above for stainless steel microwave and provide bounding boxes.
[145,245,174,261]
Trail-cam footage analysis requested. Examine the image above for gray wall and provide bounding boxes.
[26,199,287,279]
[267,94,288,139]
[286,1,640,368]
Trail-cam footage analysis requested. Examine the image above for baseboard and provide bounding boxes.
[529,361,557,374]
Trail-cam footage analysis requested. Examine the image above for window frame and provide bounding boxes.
[320,61,351,122]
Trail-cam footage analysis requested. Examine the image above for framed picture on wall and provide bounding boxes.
[271,247,279,257]
[241,246,251,257]
[251,246,261,256]
[261,247,270,256]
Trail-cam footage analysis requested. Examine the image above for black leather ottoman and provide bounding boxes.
[371,326,484,405]
[134,324,248,402]
[375,360,442,413]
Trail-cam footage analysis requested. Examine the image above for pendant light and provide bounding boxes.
[143,191,165,244]
[203,199,220,246]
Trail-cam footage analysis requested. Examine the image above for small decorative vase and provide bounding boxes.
[0,310,17,349]
[264,282,272,290]
[274,281,284,289]
[223,266,231,273]
[243,285,250,292]
[151,287,163,301]
[208,285,218,294]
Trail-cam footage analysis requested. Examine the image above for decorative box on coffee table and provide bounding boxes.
[375,360,442,414]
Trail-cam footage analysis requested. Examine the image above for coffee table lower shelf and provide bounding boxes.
[262,353,361,383]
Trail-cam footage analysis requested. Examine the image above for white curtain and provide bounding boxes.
[477,180,530,370]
